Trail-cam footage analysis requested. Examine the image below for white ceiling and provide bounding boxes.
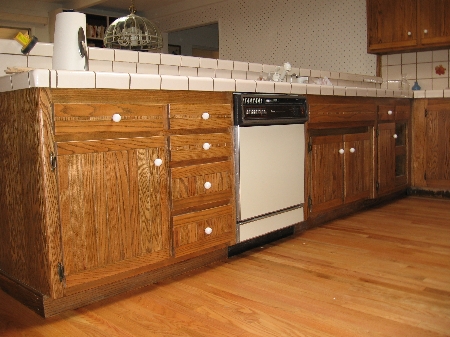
[37,0,226,17]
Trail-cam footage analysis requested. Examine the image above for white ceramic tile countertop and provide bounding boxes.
[0,69,424,98]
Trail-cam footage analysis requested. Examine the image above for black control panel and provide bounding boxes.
[233,93,308,126]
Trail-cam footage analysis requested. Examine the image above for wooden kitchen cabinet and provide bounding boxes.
[376,103,411,196]
[412,99,450,192]
[418,0,450,47]
[169,104,236,258]
[309,131,372,215]
[367,0,450,53]
[0,88,235,317]
[306,96,376,216]
[367,0,417,53]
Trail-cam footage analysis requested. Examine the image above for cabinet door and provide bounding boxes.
[367,0,417,52]
[425,109,450,188]
[309,135,344,214]
[377,123,396,194]
[56,137,170,292]
[344,132,372,203]
[418,0,450,46]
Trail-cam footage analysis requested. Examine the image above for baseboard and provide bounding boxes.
[1,247,228,318]
[407,187,450,199]
[228,226,295,257]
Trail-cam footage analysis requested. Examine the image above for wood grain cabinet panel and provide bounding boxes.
[376,102,410,196]
[418,0,450,47]
[412,99,450,191]
[309,132,372,214]
[367,0,417,53]
[170,161,234,215]
[170,133,232,164]
[54,103,166,141]
[367,0,450,53]
[169,104,232,129]
[56,137,170,292]
[173,205,235,257]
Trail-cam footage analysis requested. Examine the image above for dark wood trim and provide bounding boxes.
[1,247,228,317]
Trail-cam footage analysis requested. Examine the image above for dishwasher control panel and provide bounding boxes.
[233,93,308,126]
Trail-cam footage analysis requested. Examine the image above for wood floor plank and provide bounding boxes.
[1,196,449,336]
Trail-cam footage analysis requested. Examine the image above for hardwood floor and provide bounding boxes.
[1,196,449,336]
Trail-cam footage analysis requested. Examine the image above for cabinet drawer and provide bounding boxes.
[170,133,232,163]
[54,103,166,140]
[378,105,396,121]
[173,204,235,257]
[171,161,233,213]
[169,104,232,129]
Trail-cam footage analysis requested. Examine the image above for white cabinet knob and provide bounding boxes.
[350,147,356,153]
[204,181,212,189]
[339,149,345,154]
[407,31,412,36]
[112,113,122,122]
[154,158,163,166]
[205,227,213,235]
[387,110,393,115]
[424,29,428,34]
[202,112,210,120]
[393,134,398,139]
[202,142,211,150]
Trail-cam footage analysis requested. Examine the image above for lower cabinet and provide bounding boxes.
[56,137,170,293]
[0,88,235,317]
[309,130,372,214]
[376,103,410,196]
[168,105,236,258]
[412,98,450,191]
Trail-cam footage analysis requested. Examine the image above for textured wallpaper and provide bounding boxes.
[154,0,377,76]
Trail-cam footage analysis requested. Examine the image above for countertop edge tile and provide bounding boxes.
[29,69,50,87]
[129,73,161,90]
[160,75,188,90]
[0,74,12,91]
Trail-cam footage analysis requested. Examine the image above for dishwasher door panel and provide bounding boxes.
[236,124,305,221]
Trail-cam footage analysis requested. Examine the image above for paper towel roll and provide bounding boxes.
[52,12,87,71]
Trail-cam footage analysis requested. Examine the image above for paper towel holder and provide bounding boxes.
[78,27,89,71]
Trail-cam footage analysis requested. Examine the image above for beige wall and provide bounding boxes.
[152,0,377,76]
[1,0,377,76]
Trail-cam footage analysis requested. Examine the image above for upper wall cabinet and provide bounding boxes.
[367,0,450,54]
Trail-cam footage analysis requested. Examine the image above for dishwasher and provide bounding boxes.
[233,93,308,244]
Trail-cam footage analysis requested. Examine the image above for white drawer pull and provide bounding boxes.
[203,142,211,150]
[350,147,356,153]
[339,149,345,154]
[204,181,212,189]
[424,29,428,34]
[112,113,122,122]
[393,134,398,139]
[205,227,213,235]
[407,31,412,36]
[154,158,163,166]
[202,112,210,120]
[387,110,393,115]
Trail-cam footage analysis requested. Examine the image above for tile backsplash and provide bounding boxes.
[382,49,450,90]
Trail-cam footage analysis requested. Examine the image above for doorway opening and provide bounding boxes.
[168,23,218,58]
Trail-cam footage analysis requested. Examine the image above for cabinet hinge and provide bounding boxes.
[376,128,379,137]
[50,152,57,171]
[424,172,427,181]
[57,262,65,282]
[376,181,380,191]
[308,196,312,212]
[425,109,428,118]
[308,141,312,153]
